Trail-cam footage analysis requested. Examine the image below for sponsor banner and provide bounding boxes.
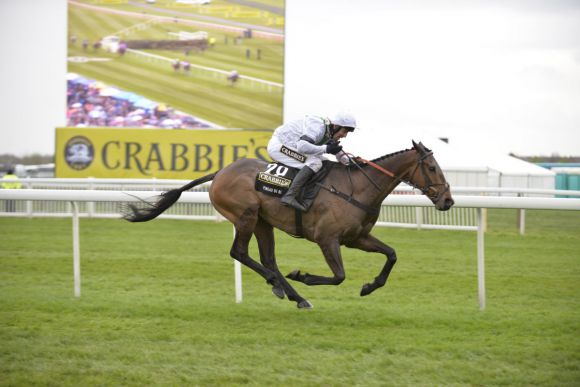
[55,127,272,178]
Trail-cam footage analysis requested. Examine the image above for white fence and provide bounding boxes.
[1,188,580,311]
[2,178,579,234]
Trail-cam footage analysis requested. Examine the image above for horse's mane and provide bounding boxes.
[370,148,414,163]
[346,148,414,169]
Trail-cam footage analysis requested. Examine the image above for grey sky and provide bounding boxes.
[284,0,580,156]
[1,0,579,156]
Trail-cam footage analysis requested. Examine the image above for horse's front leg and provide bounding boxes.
[345,234,397,296]
[286,239,345,286]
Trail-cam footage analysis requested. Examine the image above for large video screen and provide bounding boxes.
[66,0,284,130]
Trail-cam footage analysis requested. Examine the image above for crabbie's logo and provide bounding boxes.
[64,136,94,170]
[280,145,306,163]
[257,172,291,188]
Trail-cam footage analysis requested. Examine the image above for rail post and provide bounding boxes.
[477,208,486,310]
[72,201,81,298]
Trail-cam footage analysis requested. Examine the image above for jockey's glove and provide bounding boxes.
[326,140,343,155]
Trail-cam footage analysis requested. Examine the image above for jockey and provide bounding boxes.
[267,112,357,211]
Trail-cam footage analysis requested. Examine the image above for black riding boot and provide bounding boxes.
[280,166,315,211]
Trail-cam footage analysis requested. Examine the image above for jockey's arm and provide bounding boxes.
[296,136,325,155]
[295,116,328,155]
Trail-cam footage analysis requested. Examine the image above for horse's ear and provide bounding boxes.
[412,140,425,154]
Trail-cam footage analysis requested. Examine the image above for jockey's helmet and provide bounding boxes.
[331,112,357,132]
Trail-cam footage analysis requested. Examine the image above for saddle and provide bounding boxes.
[255,160,335,212]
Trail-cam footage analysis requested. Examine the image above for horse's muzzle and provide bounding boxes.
[443,197,455,210]
[436,197,454,211]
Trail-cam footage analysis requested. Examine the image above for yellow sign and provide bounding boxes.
[55,127,272,178]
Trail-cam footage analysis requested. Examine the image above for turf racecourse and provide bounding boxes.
[1,210,579,385]
[68,2,284,129]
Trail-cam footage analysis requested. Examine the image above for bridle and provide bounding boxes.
[350,150,450,204]
[403,151,450,203]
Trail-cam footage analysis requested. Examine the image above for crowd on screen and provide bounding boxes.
[66,76,212,129]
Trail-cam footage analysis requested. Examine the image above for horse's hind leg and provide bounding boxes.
[254,218,312,309]
[345,234,397,296]
[286,239,346,286]
[230,208,280,290]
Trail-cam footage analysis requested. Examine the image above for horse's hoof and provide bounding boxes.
[297,300,313,309]
[360,283,373,297]
[272,286,285,299]
[286,270,301,281]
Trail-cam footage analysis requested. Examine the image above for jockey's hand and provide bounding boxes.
[326,140,343,155]
[336,150,350,165]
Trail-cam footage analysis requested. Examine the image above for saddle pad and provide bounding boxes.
[255,162,298,197]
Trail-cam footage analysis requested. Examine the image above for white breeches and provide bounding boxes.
[267,137,323,172]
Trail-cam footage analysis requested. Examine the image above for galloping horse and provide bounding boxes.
[124,141,454,308]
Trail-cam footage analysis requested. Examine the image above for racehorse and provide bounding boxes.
[124,141,454,308]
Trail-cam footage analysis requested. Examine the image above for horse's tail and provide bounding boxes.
[122,172,218,223]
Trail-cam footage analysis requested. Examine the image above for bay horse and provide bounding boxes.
[124,141,454,308]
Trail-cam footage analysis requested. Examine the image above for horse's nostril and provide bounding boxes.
[446,198,455,207]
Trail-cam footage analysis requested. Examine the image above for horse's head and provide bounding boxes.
[406,141,454,211]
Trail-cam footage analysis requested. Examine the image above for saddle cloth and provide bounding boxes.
[255,161,334,210]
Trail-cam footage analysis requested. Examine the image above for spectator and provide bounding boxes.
[1,167,22,212]
[66,75,213,129]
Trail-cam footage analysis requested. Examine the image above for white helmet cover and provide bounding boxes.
[331,112,357,131]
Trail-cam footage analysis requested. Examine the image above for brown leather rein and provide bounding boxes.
[347,151,450,203]
[350,155,395,178]
[318,150,449,215]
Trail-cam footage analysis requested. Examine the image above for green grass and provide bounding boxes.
[68,3,284,128]
[74,0,285,29]
[1,210,579,385]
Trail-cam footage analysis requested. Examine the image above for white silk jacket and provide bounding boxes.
[270,115,330,155]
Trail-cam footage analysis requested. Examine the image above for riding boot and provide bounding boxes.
[280,166,315,211]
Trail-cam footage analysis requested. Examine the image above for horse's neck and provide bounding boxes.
[362,149,417,206]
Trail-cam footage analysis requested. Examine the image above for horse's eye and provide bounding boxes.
[429,166,436,172]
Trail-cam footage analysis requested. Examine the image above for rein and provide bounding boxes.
[320,149,448,214]
[350,155,395,178]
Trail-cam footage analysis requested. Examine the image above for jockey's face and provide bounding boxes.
[332,126,351,140]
